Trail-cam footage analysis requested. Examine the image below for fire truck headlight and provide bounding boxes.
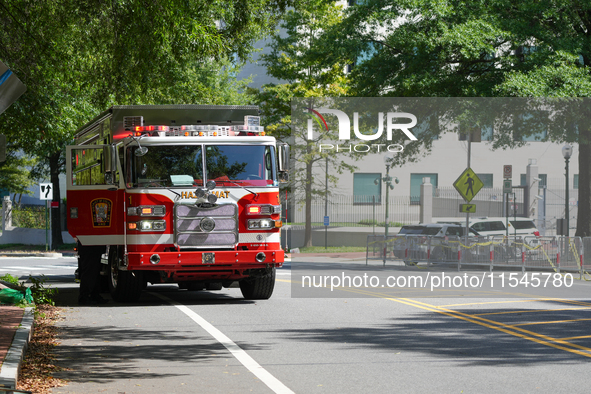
[152,221,166,230]
[206,180,216,190]
[127,207,139,216]
[134,220,166,231]
[248,219,275,230]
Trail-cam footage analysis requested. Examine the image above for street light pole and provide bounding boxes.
[383,162,391,266]
[562,144,573,238]
[382,154,398,265]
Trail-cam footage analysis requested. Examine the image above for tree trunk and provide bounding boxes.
[49,152,64,248]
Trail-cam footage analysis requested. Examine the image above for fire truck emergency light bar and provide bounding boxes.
[131,116,265,137]
[132,125,265,137]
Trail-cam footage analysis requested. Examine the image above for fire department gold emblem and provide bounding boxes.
[91,198,112,228]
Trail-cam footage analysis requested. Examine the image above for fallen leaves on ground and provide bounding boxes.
[17,304,68,394]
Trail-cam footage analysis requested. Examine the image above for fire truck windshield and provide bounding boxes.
[128,144,277,188]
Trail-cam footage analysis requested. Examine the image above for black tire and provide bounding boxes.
[239,268,276,300]
[108,246,144,302]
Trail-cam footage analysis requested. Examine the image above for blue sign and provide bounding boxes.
[324,216,330,226]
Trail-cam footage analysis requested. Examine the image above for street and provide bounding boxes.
[2,255,591,393]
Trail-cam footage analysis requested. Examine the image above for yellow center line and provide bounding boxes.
[510,318,591,327]
[474,307,591,316]
[280,277,591,358]
[559,335,591,341]
[438,299,547,308]
[345,288,591,358]
[396,297,591,356]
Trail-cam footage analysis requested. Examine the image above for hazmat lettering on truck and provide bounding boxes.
[67,105,289,302]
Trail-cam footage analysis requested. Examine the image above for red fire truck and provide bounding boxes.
[66,105,288,301]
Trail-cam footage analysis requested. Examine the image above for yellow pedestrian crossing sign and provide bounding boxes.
[460,204,476,213]
[453,168,483,203]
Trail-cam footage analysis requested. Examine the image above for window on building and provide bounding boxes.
[574,174,579,189]
[347,43,376,73]
[412,113,439,140]
[520,173,547,187]
[459,125,493,141]
[476,173,493,188]
[353,173,381,204]
[513,111,549,141]
[410,173,438,204]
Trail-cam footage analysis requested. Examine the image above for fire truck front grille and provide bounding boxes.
[177,233,237,247]
[174,203,238,249]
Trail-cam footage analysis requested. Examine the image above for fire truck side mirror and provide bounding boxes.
[278,144,289,173]
[102,144,118,184]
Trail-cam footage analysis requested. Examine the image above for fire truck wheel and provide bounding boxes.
[108,246,144,302]
[239,268,276,300]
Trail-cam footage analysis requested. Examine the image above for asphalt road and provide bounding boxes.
[2,255,591,393]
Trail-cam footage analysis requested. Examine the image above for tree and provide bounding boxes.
[0,0,289,247]
[251,0,355,247]
[322,0,591,236]
[0,147,35,198]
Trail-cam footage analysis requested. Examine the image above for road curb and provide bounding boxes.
[0,307,34,390]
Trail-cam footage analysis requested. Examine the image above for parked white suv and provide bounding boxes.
[437,217,540,238]
[398,223,478,237]
[394,223,479,260]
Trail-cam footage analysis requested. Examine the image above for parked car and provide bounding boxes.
[394,223,479,261]
[398,223,479,237]
[437,217,540,238]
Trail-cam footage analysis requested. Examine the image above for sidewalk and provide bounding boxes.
[0,249,65,391]
[0,294,34,390]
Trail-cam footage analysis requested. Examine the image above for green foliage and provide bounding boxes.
[0,151,36,196]
[0,0,289,245]
[319,0,591,235]
[27,275,57,306]
[357,219,405,227]
[12,206,46,229]
[252,0,351,139]
[0,273,20,286]
[249,1,355,246]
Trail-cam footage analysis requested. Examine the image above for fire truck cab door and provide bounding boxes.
[66,145,124,246]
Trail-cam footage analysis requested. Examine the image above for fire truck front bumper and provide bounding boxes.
[126,249,284,271]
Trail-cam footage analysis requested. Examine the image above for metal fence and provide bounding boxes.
[538,177,578,236]
[366,234,591,276]
[284,194,420,227]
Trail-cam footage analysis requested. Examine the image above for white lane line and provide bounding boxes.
[0,265,76,271]
[152,292,294,394]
